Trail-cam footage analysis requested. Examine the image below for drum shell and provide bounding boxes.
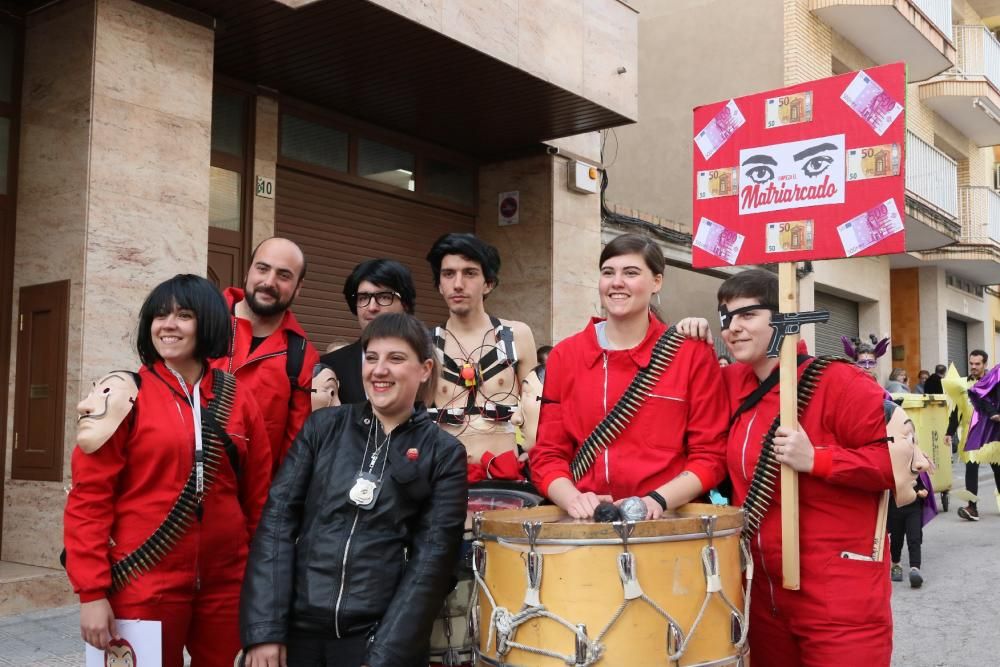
[476,504,746,667]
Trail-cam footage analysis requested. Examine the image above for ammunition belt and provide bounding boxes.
[110,369,238,592]
[570,327,684,482]
[741,356,850,541]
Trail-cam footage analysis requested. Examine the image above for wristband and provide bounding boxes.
[646,490,668,511]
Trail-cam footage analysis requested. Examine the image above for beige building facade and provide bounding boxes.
[607,0,1000,381]
[0,0,638,614]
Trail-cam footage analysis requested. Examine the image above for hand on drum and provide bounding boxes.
[614,495,665,521]
[675,317,713,344]
[567,491,613,519]
[773,425,815,473]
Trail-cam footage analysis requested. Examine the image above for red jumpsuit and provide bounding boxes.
[723,358,894,666]
[64,362,272,667]
[531,316,728,498]
[212,287,319,472]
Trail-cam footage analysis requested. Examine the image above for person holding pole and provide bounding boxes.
[678,268,894,666]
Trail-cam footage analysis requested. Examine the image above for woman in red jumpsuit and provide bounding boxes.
[529,234,728,519]
[64,274,272,666]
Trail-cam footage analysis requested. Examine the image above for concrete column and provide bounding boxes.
[918,267,947,369]
[5,0,213,567]
[252,95,278,247]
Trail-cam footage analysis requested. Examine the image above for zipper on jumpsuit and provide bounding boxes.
[602,353,610,487]
[334,509,362,638]
[740,408,778,615]
[170,371,204,593]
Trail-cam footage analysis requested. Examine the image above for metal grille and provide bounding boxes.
[813,291,859,358]
[947,317,969,376]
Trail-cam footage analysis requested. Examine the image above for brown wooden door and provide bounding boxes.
[275,166,475,350]
[208,238,242,289]
[12,280,70,482]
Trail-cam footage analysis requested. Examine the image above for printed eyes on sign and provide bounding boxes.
[800,155,833,178]
[745,165,774,184]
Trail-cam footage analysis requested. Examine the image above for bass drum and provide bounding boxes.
[429,480,543,667]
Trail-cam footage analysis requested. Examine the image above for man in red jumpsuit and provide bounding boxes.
[211,237,319,472]
[706,269,894,666]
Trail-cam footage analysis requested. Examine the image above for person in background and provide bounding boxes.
[718,355,732,368]
[885,367,911,394]
[915,370,930,394]
[536,345,553,366]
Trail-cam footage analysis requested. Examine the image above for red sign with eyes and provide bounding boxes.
[691,62,906,268]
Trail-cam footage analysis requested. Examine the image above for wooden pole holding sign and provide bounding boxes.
[778,263,800,590]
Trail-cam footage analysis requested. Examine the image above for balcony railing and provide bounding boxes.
[960,186,1000,244]
[906,131,958,217]
[954,25,1000,92]
[915,0,953,39]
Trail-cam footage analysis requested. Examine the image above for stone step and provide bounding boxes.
[0,560,75,617]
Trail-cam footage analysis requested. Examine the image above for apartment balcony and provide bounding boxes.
[964,1,1000,20]
[810,0,955,81]
[912,187,1000,284]
[902,131,962,250]
[919,25,1000,146]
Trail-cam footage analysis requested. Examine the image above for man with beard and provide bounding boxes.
[211,237,319,472]
[426,233,537,483]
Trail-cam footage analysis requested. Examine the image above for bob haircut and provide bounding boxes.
[360,312,437,404]
[717,268,779,308]
[426,233,501,291]
[136,274,231,365]
[343,259,417,316]
[599,233,666,320]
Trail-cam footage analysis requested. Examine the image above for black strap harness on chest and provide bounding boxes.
[431,316,519,421]
[109,369,238,593]
[740,356,850,541]
[570,327,684,482]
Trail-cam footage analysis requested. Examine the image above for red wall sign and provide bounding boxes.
[691,62,906,268]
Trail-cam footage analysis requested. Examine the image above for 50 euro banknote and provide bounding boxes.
[766,220,814,253]
[846,144,900,181]
[696,167,739,199]
[765,92,813,128]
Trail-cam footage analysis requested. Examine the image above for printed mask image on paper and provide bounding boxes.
[738,134,845,215]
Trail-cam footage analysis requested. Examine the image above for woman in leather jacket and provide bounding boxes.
[240,313,468,667]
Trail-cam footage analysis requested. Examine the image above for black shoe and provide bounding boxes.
[958,504,980,521]
[890,564,903,582]
[909,568,923,588]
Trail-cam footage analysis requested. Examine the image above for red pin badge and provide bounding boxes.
[406,448,419,461]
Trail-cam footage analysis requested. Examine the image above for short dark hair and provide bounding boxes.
[599,233,666,276]
[426,233,501,290]
[970,349,989,365]
[249,237,308,283]
[361,312,434,363]
[343,259,417,315]
[934,364,947,375]
[136,274,231,365]
[717,268,778,307]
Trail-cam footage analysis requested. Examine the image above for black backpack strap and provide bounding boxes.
[285,330,306,408]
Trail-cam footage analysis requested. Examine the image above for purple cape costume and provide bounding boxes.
[966,365,1000,456]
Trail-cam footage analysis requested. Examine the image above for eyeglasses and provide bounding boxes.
[355,291,401,308]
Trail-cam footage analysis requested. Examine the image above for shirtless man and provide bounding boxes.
[426,233,537,483]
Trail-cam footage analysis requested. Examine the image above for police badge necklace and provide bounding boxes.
[349,416,391,510]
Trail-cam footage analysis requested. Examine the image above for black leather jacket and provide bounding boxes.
[240,403,467,666]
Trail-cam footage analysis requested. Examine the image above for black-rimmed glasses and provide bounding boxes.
[355,291,401,308]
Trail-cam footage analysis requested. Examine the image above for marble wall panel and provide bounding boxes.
[1,481,69,566]
[517,0,585,96]
[582,0,638,120]
[368,0,443,30]
[93,0,213,124]
[552,281,603,342]
[441,0,518,66]
[476,155,553,344]
[552,158,602,229]
[89,94,211,212]
[545,132,602,163]
[253,96,279,247]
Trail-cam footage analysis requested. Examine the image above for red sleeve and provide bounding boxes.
[281,341,321,465]
[809,364,893,491]
[63,426,129,602]
[238,388,273,538]
[680,341,729,490]
[528,344,576,496]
